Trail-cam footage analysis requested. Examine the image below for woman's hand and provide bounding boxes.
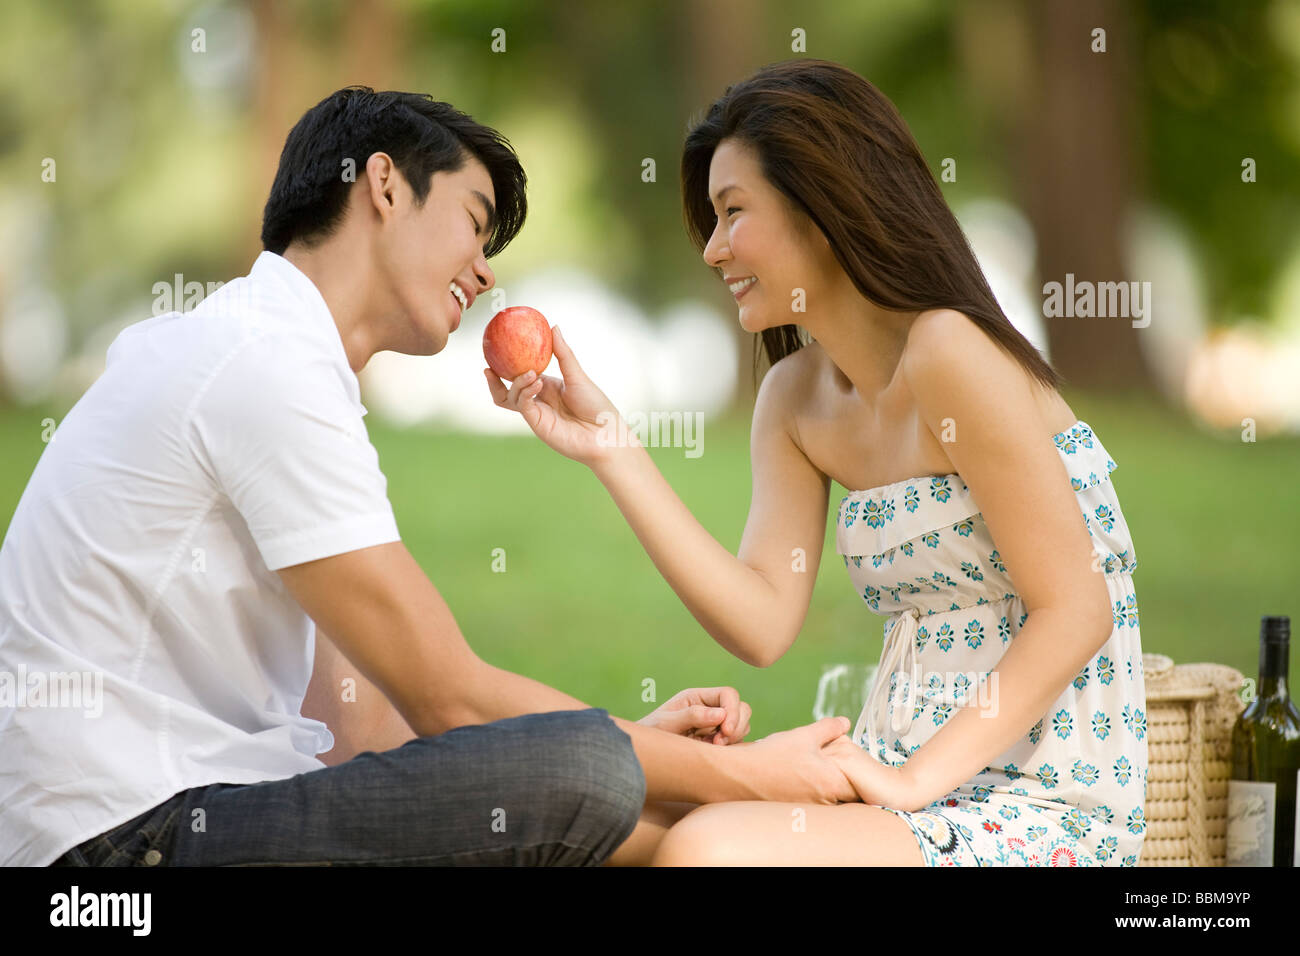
[484,327,626,469]
[734,717,860,804]
[820,734,919,810]
[636,686,752,745]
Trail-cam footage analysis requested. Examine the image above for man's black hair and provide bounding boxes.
[261,87,527,257]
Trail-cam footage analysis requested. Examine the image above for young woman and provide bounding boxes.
[485,59,1146,867]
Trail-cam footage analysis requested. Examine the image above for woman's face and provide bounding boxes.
[702,137,836,334]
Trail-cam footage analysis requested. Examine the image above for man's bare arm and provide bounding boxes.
[275,540,762,803]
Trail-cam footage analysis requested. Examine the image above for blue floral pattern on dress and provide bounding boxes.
[837,420,1147,866]
[864,497,894,529]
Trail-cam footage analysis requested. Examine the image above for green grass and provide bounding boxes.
[2,386,1296,737]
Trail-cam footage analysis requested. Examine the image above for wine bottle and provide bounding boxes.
[1227,615,1300,866]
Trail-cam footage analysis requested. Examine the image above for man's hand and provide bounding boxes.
[636,686,752,745]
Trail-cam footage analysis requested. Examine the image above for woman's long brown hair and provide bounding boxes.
[681,59,1064,392]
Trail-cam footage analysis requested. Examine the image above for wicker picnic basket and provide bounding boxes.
[1137,652,1248,867]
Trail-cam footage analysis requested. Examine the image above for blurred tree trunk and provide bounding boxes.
[250,0,297,264]
[249,0,404,264]
[680,0,765,412]
[341,0,404,89]
[958,0,1155,392]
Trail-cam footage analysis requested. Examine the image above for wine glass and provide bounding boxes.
[812,662,879,731]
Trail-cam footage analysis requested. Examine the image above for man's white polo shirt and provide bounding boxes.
[0,251,402,866]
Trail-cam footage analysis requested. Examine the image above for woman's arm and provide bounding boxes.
[486,330,830,668]
[894,311,1117,806]
[590,355,830,667]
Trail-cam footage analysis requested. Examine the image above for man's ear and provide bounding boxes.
[364,151,401,222]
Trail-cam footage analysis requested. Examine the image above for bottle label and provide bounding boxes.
[1226,780,1275,866]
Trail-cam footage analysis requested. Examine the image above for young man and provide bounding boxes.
[0,88,854,868]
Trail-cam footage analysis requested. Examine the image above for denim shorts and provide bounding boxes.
[48,707,645,866]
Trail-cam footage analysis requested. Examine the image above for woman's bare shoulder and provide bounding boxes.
[903,309,1077,434]
[905,308,980,350]
[758,339,826,405]
[752,340,833,457]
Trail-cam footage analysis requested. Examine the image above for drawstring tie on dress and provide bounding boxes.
[852,606,921,750]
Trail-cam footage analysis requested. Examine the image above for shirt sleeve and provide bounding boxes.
[190,333,401,571]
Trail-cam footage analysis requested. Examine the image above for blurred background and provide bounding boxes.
[1,0,1297,737]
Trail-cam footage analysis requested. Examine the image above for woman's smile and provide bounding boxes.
[730,276,757,299]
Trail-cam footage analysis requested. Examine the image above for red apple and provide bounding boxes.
[483,306,553,381]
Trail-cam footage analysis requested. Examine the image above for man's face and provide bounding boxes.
[373,153,496,356]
